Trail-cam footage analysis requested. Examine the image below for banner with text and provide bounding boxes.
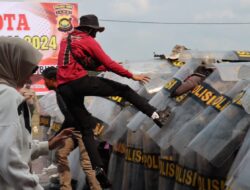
[0,2,78,94]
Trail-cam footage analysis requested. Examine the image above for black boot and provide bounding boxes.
[95,167,112,188]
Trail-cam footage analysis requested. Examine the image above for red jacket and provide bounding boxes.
[57,30,133,86]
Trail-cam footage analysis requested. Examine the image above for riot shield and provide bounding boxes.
[159,87,237,190]
[106,58,174,189]
[121,130,145,190]
[124,58,175,74]
[39,91,63,121]
[117,84,168,190]
[121,57,214,190]
[226,127,250,189]
[142,65,184,190]
[107,132,127,190]
[32,93,56,183]
[143,134,161,190]
[127,50,250,133]
[160,54,250,190]
[103,73,176,145]
[112,58,189,190]
[241,86,250,114]
[101,58,179,144]
[147,69,236,149]
[226,149,250,190]
[171,80,249,190]
[214,62,250,81]
[171,85,250,190]
[102,87,152,145]
[170,79,249,154]
[156,69,247,190]
[188,84,250,167]
[127,56,201,132]
[122,68,178,190]
[105,60,176,190]
[87,59,175,140]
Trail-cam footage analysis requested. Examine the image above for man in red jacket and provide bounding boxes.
[57,14,167,187]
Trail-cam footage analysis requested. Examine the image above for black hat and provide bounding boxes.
[75,14,105,32]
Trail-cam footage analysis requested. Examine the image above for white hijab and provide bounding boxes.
[0,37,42,88]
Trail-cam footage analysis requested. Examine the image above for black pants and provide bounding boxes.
[58,76,156,167]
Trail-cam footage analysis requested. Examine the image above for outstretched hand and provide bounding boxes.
[48,128,74,150]
[132,74,151,84]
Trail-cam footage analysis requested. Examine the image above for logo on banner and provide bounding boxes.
[54,4,73,32]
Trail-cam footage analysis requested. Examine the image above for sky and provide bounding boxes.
[2,0,250,61]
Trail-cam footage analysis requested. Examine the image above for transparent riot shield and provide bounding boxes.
[162,59,250,190]
[106,75,176,190]
[226,127,250,189]
[125,59,178,93]
[121,59,209,190]
[156,70,247,190]
[107,132,127,190]
[103,73,176,145]
[38,91,61,145]
[102,87,152,145]
[214,62,250,81]
[170,80,249,154]
[106,58,174,190]
[158,146,180,190]
[38,92,55,134]
[188,85,250,167]
[33,92,59,186]
[143,134,161,190]
[172,144,235,190]
[241,87,250,114]
[171,81,249,190]
[124,58,175,74]
[127,56,201,132]
[126,57,185,190]
[127,50,237,133]
[87,59,174,140]
[226,149,250,190]
[112,87,160,190]
[39,91,65,137]
[171,86,250,190]
[121,129,145,190]
[109,58,187,190]
[147,69,236,149]
[101,58,178,144]
[31,93,55,184]
[39,91,61,119]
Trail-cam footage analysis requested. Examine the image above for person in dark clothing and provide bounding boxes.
[56,14,168,186]
[42,67,103,190]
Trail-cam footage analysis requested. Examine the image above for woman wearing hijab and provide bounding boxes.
[0,36,72,190]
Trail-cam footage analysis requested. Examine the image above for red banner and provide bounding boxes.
[0,2,78,95]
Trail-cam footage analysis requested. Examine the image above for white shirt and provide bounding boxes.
[0,84,48,190]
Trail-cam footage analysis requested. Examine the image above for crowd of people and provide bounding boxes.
[0,14,170,190]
